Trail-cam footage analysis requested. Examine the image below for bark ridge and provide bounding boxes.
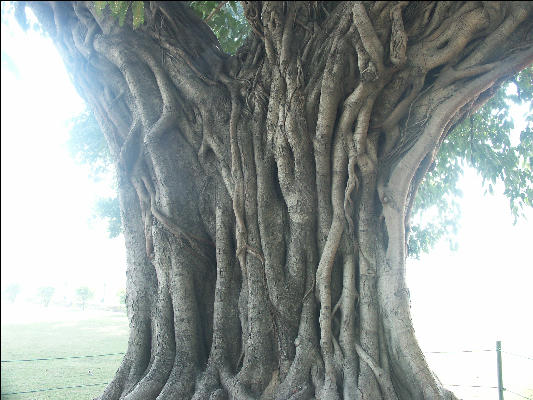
[26,1,533,399]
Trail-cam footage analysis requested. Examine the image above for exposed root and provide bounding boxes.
[33,2,533,400]
[354,343,398,400]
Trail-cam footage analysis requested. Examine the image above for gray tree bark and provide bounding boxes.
[27,2,533,399]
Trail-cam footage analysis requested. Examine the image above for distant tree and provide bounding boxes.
[117,289,127,306]
[37,286,55,307]
[4,283,21,303]
[67,111,122,238]
[76,286,94,310]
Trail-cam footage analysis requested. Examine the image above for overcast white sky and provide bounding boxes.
[1,7,126,300]
[1,6,532,396]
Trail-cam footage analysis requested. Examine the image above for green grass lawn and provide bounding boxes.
[3,307,532,400]
[1,309,128,399]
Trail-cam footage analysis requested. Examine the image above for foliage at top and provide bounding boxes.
[92,1,249,54]
[93,1,144,29]
[189,1,249,54]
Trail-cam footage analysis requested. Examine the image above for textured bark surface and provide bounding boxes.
[28,2,533,399]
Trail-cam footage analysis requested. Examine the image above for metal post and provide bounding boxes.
[496,340,504,400]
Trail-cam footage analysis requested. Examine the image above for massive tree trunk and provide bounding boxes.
[28,2,532,399]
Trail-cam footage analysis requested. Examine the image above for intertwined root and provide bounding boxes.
[25,2,533,399]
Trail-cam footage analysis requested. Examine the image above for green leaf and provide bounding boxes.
[189,1,249,54]
[93,1,146,29]
[108,1,120,16]
[117,1,130,26]
[132,1,144,29]
[94,1,108,17]
[409,67,533,258]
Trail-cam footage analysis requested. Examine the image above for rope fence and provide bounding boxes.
[1,382,109,396]
[425,349,493,354]
[424,342,533,400]
[1,344,532,398]
[505,388,533,400]
[503,351,533,362]
[443,385,533,400]
[0,352,125,363]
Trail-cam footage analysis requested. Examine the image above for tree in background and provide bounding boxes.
[37,286,55,308]
[115,288,127,312]
[15,2,533,399]
[4,283,21,304]
[67,110,123,237]
[76,286,94,310]
[117,288,127,306]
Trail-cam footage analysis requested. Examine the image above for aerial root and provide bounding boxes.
[389,2,408,67]
[154,362,197,399]
[343,153,359,233]
[236,244,265,265]
[150,205,215,249]
[119,118,142,172]
[219,365,256,400]
[352,1,384,74]
[354,343,398,400]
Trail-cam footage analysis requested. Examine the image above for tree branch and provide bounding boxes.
[205,1,228,23]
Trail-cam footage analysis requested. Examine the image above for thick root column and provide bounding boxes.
[27,1,533,399]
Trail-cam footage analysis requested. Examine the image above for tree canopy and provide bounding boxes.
[76,285,94,310]
[37,286,55,307]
